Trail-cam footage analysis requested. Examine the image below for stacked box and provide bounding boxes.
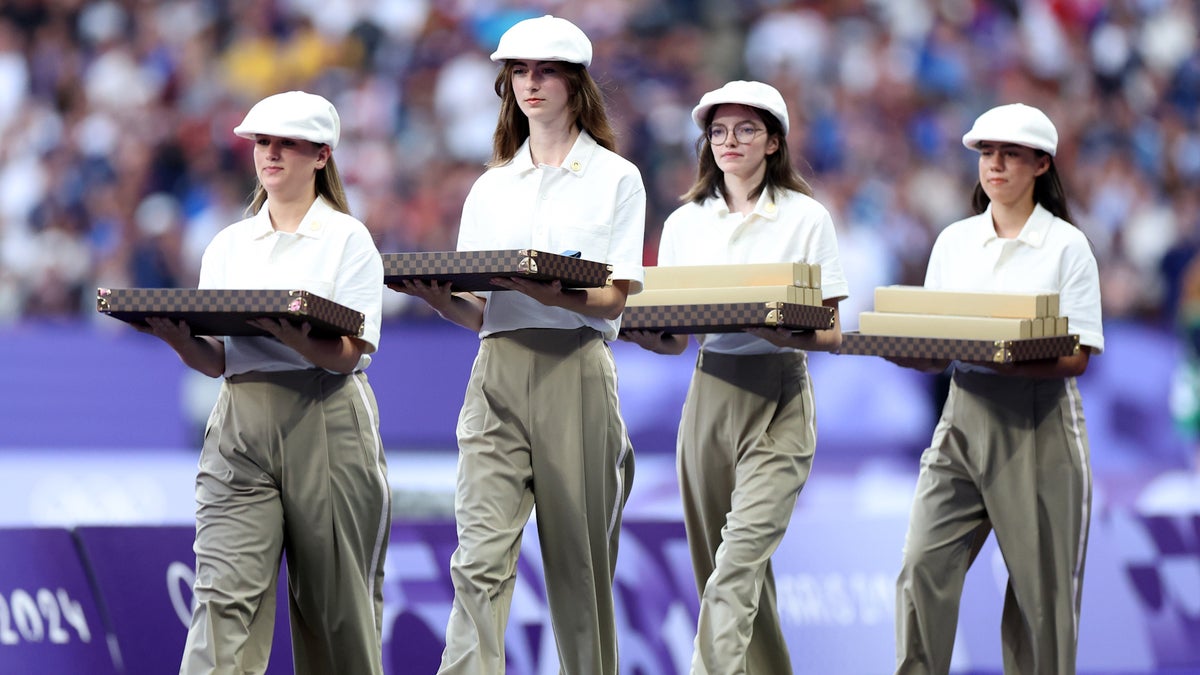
[841,285,1077,363]
[634,262,824,307]
[621,261,832,333]
[859,286,1068,339]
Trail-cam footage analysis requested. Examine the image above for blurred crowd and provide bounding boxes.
[0,0,1197,329]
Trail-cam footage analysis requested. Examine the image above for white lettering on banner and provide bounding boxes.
[0,587,92,646]
[775,573,893,627]
[166,562,196,627]
[56,588,91,643]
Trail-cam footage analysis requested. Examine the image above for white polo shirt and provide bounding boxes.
[925,203,1104,353]
[658,188,849,355]
[199,196,385,375]
[456,130,646,341]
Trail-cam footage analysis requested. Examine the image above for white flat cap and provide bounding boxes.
[233,91,341,149]
[691,80,789,135]
[490,15,592,67]
[962,103,1057,156]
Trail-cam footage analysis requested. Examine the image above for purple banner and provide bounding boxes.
[7,510,1200,673]
[74,525,294,675]
[0,528,115,675]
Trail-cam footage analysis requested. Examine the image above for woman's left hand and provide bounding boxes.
[491,276,564,307]
[745,326,803,348]
[249,317,311,350]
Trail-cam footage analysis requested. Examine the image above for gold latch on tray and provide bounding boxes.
[518,256,539,275]
[287,290,308,314]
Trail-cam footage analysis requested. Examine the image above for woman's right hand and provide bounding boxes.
[620,329,688,355]
[139,316,194,349]
[388,279,455,314]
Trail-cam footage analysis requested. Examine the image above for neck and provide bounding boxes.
[528,120,580,167]
[989,199,1035,239]
[722,171,763,216]
[267,192,317,233]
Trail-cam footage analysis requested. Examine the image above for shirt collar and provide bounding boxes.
[250,196,332,240]
[511,130,598,177]
[972,202,1053,248]
[704,187,781,221]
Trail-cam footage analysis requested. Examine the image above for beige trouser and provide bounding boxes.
[439,327,635,675]
[895,368,1092,675]
[678,349,816,675]
[181,369,391,675]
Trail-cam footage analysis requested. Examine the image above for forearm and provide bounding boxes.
[435,293,486,332]
[553,281,631,321]
[293,335,368,374]
[173,336,226,378]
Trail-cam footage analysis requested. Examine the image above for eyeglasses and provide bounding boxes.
[707,123,766,145]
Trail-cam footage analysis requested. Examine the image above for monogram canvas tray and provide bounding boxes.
[96,288,365,338]
[620,302,835,334]
[383,249,612,292]
[836,331,1080,363]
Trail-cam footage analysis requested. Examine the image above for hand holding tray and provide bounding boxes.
[97,288,365,338]
[383,249,612,292]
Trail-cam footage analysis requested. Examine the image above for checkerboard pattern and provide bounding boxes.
[96,288,365,338]
[620,302,835,334]
[837,332,1079,363]
[382,249,612,292]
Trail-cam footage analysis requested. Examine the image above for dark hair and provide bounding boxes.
[971,153,1073,224]
[681,105,813,205]
[247,150,350,216]
[488,60,617,167]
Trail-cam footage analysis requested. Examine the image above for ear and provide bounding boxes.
[766,135,781,156]
[1034,153,1051,177]
[315,144,331,169]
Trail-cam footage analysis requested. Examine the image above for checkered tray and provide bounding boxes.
[383,249,612,292]
[837,332,1080,363]
[96,288,365,338]
[620,302,835,334]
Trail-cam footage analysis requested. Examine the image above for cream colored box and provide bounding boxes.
[1030,318,1046,338]
[872,285,1055,319]
[644,263,818,290]
[858,311,1033,339]
[1055,316,1069,336]
[624,285,812,307]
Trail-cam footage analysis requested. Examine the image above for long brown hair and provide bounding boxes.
[970,153,1074,223]
[681,105,813,205]
[488,60,617,167]
[247,151,351,216]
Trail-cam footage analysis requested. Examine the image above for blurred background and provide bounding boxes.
[1,1,1198,674]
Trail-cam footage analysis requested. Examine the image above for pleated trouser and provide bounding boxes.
[895,369,1092,675]
[678,349,816,675]
[438,327,635,675]
[180,369,391,675]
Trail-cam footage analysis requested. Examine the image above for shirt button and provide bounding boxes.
[571,161,582,172]
[311,221,322,231]
[766,203,777,213]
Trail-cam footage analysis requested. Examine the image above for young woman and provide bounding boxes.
[141,90,389,675]
[624,80,848,674]
[390,15,645,675]
[892,103,1104,674]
